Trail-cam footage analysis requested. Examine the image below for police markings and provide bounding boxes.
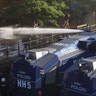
[53,42,68,47]
[17,73,31,80]
[17,79,31,89]
[71,84,87,93]
[60,45,78,55]
[16,71,32,89]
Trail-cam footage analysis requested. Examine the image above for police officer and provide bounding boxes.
[0,76,7,96]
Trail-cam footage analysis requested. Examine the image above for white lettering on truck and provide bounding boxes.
[17,79,31,89]
[71,84,87,93]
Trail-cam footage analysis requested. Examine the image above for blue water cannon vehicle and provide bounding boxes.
[9,32,96,96]
[64,56,96,96]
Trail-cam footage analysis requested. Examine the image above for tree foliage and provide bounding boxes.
[75,0,96,11]
[0,0,69,27]
[1,0,95,27]
[69,0,96,25]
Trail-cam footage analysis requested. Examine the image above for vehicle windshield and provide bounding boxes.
[26,52,36,60]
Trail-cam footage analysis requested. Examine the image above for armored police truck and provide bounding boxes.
[64,56,96,96]
[10,50,60,96]
[10,32,96,96]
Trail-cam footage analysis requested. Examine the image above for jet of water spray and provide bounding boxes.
[0,27,84,40]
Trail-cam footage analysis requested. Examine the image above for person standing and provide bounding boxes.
[63,12,70,28]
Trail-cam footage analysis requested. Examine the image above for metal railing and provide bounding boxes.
[0,34,64,61]
[77,24,96,32]
[0,24,96,61]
